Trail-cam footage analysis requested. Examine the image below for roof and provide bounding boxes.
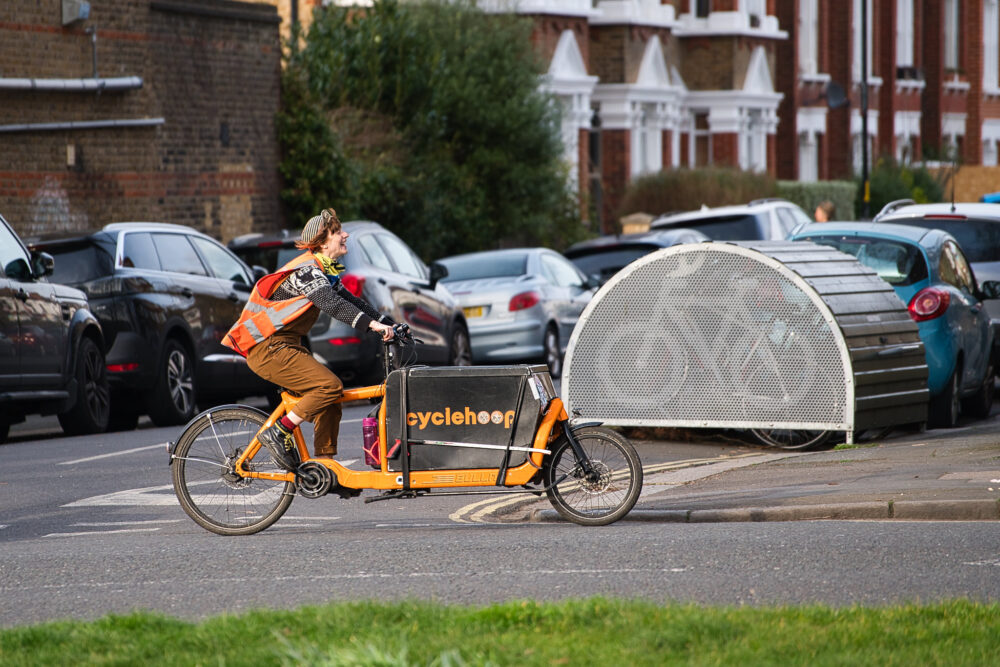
[652,199,793,227]
[227,221,382,248]
[877,202,1000,222]
[791,221,939,245]
[564,228,708,256]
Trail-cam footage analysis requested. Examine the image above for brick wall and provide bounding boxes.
[589,26,627,83]
[600,129,629,232]
[530,16,591,69]
[0,0,283,243]
[922,0,944,153]
[824,0,853,180]
[773,0,797,179]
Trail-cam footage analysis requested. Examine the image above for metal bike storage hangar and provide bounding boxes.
[562,240,929,443]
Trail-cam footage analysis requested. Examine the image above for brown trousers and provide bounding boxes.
[247,331,344,457]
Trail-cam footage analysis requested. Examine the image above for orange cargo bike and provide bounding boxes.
[169,328,642,535]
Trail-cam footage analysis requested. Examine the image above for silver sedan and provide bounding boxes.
[437,248,597,378]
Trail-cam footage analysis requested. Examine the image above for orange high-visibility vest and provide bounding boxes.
[222,252,322,357]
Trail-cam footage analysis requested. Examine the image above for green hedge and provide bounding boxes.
[617,168,777,219]
[777,180,857,221]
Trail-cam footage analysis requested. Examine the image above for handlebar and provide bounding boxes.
[377,322,418,380]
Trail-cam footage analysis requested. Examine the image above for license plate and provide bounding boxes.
[463,306,484,318]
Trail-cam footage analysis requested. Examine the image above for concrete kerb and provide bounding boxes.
[528,499,1000,523]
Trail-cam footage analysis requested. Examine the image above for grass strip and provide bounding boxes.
[1,598,998,666]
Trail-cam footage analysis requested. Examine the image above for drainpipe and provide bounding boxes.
[0,117,165,133]
[85,26,98,78]
[0,76,143,92]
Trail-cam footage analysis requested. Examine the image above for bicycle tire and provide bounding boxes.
[749,428,833,450]
[544,426,643,526]
[171,406,295,536]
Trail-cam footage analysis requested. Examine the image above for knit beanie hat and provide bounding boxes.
[301,214,324,244]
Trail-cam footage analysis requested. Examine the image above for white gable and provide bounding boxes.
[548,30,590,81]
[635,35,671,87]
[743,45,775,93]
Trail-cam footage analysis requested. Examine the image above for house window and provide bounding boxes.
[745,109,766,172]
[799,0,819,77]
[798,132,818,182]
[635,103,662,176]
[693,111,711,166]
[896,135,914,164]
[852,131,874,174]
[985,0,999,89]
[896,0,914,69]
[696,0,710,19]
[983,139,998,167]
[944,0,960,71]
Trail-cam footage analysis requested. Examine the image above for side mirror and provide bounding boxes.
[429,262,448,288]
[31,251,55,278]
[980,280,1000,300]
[252,265,268,282]
[4,257,32,281]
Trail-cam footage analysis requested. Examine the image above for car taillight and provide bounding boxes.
[908,287,950,321]
[107,362,139,373]
[327,336,361,346]
[340,273,365,298]
[509,291,540,311]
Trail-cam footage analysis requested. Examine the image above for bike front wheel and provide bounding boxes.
[544,426,643,526]
[171,406,295,536]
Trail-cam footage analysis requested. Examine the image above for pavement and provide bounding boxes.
[521,418,1000,523]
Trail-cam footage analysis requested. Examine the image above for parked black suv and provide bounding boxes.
[1,213,109,442]
[229,221,471,385]
[32,222,274,429]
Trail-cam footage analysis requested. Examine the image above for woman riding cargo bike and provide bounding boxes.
[169,208,642,535]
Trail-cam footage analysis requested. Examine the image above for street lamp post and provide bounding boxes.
[861,0,870,219]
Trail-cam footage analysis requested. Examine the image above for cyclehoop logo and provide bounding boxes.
[407,406,516,430]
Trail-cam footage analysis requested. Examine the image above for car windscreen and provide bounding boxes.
[567,245,661,283]
[231,246,300,272]
[798,235,929,285]
[894,217,1000,263]
[670,215,760,241]
[45,241,115,284]
[440,253,528,282]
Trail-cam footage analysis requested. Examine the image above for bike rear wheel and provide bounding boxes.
[544,426,642,526]
[171,406,295,536]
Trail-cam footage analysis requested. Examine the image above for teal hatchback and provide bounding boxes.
[791,222,997,428]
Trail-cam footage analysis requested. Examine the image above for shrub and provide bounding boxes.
[859,157,945,218]
[777,180,857,221]
[617,168,777,219]
[277,0,585,259]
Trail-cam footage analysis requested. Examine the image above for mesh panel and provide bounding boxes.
[565,247,849,427]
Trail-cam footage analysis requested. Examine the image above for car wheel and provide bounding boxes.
[960,361,994,419]
[0,419,9,445]
[449,324,472,366]
[57,336,111,436]
[543,325,562,379]
[145,339,197,426]
[928,368,960,428]
[107,402,141,432]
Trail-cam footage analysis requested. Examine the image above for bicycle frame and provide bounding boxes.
[170,333,642,532]
[232,377,570,493]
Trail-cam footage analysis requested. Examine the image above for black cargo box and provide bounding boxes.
[383,365,555,472]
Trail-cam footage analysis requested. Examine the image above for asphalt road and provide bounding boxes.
[2,400,999,628]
